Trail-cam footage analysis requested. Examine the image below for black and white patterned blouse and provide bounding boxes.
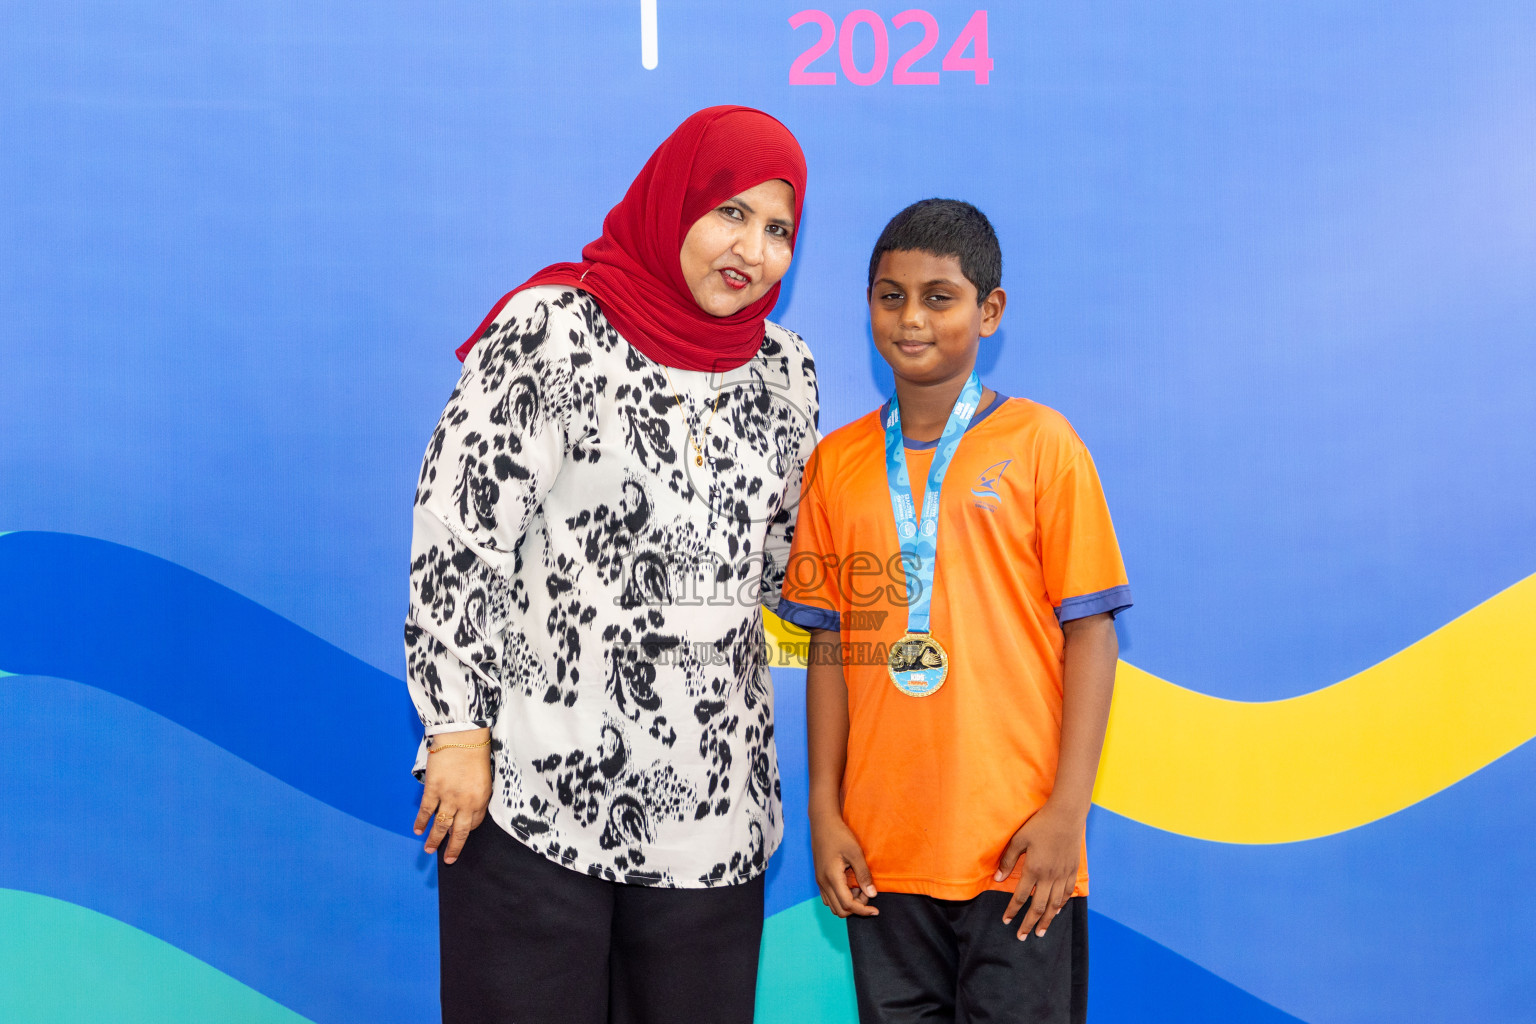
[406,286,819,887]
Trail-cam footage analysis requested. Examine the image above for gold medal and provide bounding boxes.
[887,632,949,697]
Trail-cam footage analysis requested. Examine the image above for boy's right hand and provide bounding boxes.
[811,812,879,917]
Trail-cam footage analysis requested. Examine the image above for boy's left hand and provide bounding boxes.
[995,800,1085,941]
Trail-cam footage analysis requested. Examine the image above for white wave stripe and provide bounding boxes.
[641,0,658,69]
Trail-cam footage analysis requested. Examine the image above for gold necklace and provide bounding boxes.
[661,367,723,467]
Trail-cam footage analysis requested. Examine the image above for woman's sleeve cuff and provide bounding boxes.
[1056,584,1133,623]
[423,721,488,736]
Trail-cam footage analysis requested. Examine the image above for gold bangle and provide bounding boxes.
[428,738,490,754]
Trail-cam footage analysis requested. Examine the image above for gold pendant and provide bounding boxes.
[887,632,949,697]
[696,455,704,466]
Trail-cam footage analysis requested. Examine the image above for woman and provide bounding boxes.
[404,106,818,1024]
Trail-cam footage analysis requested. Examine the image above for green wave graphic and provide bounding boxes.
[0,889,313,1024]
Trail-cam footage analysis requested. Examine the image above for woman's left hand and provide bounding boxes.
[414,728,493,865]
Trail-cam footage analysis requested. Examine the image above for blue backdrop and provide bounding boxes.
[2,2,1534,1022]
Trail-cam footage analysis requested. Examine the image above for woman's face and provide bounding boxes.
[679,179,796,317]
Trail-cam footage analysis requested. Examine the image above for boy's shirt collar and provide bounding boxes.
[880,390,1011,451]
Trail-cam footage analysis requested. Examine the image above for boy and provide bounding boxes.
[778,199,1130,1024]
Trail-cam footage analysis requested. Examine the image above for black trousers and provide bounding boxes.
[845,890,1088,1024]
[437,817,765,1024]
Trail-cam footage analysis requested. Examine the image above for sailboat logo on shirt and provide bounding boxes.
[971,460,1013,510]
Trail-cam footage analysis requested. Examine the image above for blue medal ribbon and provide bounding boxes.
[883,371,983,696]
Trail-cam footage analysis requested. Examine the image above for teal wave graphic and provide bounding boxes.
[0,889,313,1024]
[0,674,437,1024]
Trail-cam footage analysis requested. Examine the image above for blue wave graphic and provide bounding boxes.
[760,896,1307,1024]
[0,532,423,835]
[0,531,816,915]
[6,533,1525,1021]
[1088,913,1306,1023]
[0,674,435,1024]
[764,665,814,916]
[2,671,1309,1024]
[1089,737,1536,1024]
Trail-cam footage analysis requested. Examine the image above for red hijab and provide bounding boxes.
[457,106,807,370]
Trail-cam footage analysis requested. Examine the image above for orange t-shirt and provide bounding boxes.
[780,393,1131,899]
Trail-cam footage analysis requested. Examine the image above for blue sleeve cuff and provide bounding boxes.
[1056,584,1133,623]
[777,597,840,633]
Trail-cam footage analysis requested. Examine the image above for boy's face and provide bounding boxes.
[869,250,1005,386]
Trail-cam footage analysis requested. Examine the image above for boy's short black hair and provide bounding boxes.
[867,199,1002,304]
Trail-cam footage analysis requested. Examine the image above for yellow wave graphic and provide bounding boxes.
[764,573,1536,843]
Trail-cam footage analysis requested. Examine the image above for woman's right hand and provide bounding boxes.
[811,810,879,918]
[414,728,493,865]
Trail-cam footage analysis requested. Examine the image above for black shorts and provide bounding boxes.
[436,816,765,1024]
[846,889,1088,1024]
